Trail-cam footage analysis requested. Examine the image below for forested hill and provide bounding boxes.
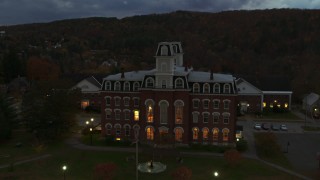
[1,9,320,99]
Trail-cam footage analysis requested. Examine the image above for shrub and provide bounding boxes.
[93,162,117,180]
[171,166,192,180]
[236,139,248,152]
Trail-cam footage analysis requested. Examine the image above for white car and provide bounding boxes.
[254,123,262,130]
[280,124,288,131]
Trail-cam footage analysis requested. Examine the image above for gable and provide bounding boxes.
[74,79,100,92]
[236,78,262,95]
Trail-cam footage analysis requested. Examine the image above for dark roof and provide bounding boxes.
[236,75,291,91]
[86,76,101,87]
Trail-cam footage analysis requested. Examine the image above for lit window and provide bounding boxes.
[146,127,154,140]
[284,103,288,108]
[203,128,209,140]
[192,128,199,140]
[263,102,266,108]
[270,104,274,108]
[277,104,281,108]
[175,128,183,142]
[222,128,229,142]
[147,105,153,122]
[175,100,184,124]
[213,128,219,141]
[134,110,139,121]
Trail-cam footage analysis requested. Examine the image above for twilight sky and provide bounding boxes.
[1,0,320,25]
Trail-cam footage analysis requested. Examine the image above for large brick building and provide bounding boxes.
[100,42,238,145]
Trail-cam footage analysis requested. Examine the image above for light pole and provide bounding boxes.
[62,165,67,180]
[86,118,94,145]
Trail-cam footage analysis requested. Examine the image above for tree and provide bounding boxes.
[171,166,192,180]
[0,93,17,142]
[224,149,242,167]
[26,56,60,81]
[93,162,118,180]
[22,80,80,143]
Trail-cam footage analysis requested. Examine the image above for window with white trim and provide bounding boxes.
[192,127,199,140]
[224,84,230,94]
[133,82,140,91]
[192,112,199,123]
[202,127,209,140]
[105,97,111,106]
[213,83,220,93]
[203,83,210,93]
[159,101,168,124]
[203,99,209,109]
[213,113,219,124]
[105,81,111,91]
[193,99,200,109]
[146,127,154,140]
[203,112,209,123]
[213,100,220,109]
[146,100,154,123]
[174,128,183,142]
[223,113,230,124]
[193,83,200,93]
[114,97,121,106]
[106,110,111,120]
[222,128,229,142]
[175,100,184,124]
[213,128,219,141]
[114,81,121,91]
[124,110,130,120]
[123,97,130,107]
[124,82,130,91]
[175,78,184,89]
[223,100,230,110]
[146,78,154,88]
[115,110,121,120]
[115,124,121,136]
[133,98,139,107]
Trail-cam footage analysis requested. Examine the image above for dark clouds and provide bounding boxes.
[1,0,320,25]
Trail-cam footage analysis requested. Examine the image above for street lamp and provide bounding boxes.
[62,165,67,180]
[213,171,219,177]
[86,118,94,145]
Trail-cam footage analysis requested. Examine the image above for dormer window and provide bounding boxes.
[193,83,200,93]
[114,81,121,91]
[146,78,154,88]
[213,83,220,93]
[133,82,140,91]
[203,83,210,94]
[224,84,230,94]
[175,78,184,89]
[124,82,130,91]
[105,81,111,91]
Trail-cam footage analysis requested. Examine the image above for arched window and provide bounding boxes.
[145,99,154,123]
[223,99,230,110]
[203,99,210,109]
[124,109,130,120]
[213,99,220,109]
[192,99,200,109]
[213,83,220,93]
[161,45,168,56]
[192,127,199,140]
[213,112,220,124]
[105,81,111,91]
[202,112,209,123]
[114,97,121,106]
[203,83,210,93]
[224,84,230,94]
[105,123,112,135]
[123,97,130,106]
[223,112,230,124]
[146,126,154,140]
[114,124,121,136]
[114,109,121,120]
[174,127,184,142]
[202,127,209,140]
[124,124,131,137]
[161,80,167,88]
[213,128,219,141]
[114,81,121,91]
[105,109,111,120]
[146,78,154,88]
[105,96,111,106]
[174,100,184,124]
[222,128,229,142]
[192,111,199,123]
[175,78,184,89]
[124,82,130,91]
[133,82,140,91]
[193,83,200,93]
[159,100,169,124]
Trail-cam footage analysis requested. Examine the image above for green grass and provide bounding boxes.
[301,126,320,131]
[261,111,301,120]
[254,132,292,169]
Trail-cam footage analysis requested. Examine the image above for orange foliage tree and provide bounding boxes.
[26,56,60,81]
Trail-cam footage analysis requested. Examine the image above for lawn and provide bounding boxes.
[1,138,299,179]
[260,111,301,120]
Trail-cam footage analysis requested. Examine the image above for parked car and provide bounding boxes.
[280,124,288,131]
[254,123,261,130]
[271,124,279,131]
[262,123,270,130]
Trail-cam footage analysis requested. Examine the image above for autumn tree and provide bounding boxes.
[26,56,60,81]
[171,166,192,180]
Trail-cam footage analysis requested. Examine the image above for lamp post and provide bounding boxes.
[62,165,67,180]
[86,118,94,145]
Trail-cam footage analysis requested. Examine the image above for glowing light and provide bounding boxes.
[274,100,277,103]
[247,104,250,107]
[237,138,239,142]
[213,171,219,177]
[62,165,67,171]
[284,103,288,108]
[90,128,92,131]
[116,138,121,141]
[263,102,266,107]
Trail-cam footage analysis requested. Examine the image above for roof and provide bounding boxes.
[103,70,155,81]
[236,75,291,91]
[303,93,320,106]
[85,76,101,87]
[188,71,234,82]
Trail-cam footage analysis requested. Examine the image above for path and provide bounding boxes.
[0,154,52,169]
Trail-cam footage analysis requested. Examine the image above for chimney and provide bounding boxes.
[121,68,125,78]
[210,69,213,80]
[184,64,188,72]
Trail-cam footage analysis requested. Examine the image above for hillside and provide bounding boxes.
[1,9,320,100]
